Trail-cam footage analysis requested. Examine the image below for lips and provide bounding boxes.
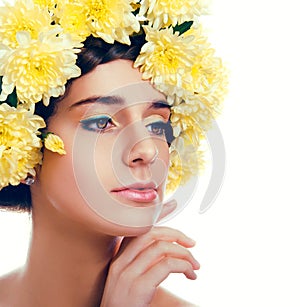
[111,183,158,203]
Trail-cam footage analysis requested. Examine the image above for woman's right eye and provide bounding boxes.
[80,115,114,132]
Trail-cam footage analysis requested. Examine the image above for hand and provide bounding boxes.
[100,224,200,307]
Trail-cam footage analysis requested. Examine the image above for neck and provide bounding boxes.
[17,204,121,307]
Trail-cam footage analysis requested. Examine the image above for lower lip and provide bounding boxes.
[111,189,158,203]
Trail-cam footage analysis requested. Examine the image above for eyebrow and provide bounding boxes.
[69,95,124,109]
[69,95,171,110]
[148,101,171,110]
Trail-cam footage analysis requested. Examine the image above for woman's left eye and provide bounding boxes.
[146,121,169,136]
[80,115,114,132]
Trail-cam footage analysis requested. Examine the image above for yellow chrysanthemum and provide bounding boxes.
[0,0,227,195]
[44,133,66,155]
[133,24,226,192]
[171,97,213,137]
[130,1,141,11]
[183,25,228,116]
[139,0,210,28]
[134,26,196,89]
[54,1,91,41]
[0,103,45,190]
[33,0,56,10]
[82,0,140,45]
[0,30,82,106]
[150,25,228,117]
[0,0,54,49]
[166,137,206,194]
[166,150,182,193]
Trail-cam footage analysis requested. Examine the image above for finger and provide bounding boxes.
[114,227,196,269]
[156,199,177,222]
[137,258,197,291]
[122,240,200,280]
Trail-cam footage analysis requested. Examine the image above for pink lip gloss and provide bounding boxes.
[111,188,158,203]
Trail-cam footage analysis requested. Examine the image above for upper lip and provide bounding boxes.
[111,182,158,192]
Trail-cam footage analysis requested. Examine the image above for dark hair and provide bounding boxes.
[0,34,146,212]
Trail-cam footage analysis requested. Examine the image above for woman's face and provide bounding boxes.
[34,60,171,236]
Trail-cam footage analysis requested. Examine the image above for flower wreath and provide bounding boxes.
[0,0,227,193]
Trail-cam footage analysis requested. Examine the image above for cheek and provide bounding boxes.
[36,134,170,234]
[41,122,78,196]
[38,123,95,216]
[53,133,120,220]
[39,150,81,208]
[38,151,155,236]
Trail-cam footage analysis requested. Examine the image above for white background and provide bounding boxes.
[1,0,300,306]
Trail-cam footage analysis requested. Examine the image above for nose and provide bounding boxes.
[127,139,158,166]
[122,122,159,167]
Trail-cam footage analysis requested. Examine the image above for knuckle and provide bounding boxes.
[150,241,172,257]
[182,247,193,258]
[184,260,192,269]
[163,257,175,269]
[162,257,192,273]
[154,240,167,250]
[155,240,191,257]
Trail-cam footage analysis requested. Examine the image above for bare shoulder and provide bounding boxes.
[151,287,199,307]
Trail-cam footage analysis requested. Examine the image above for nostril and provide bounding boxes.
[132,158,143,163]
[126,139,159,166]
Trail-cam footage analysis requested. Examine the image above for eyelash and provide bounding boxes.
[80,116,171,137]
[80,115,114,132]
[146,121,169,137]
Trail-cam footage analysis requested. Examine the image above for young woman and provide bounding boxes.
[0,1,227,306]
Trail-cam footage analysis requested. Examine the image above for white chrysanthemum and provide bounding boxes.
[139,0,211,28]
[0,30,82,106]
[0,103,45,190]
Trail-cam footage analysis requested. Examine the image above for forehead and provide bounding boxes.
[60,59,166,110]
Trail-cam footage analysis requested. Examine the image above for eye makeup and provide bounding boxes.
[144,115,173,139]
[78,104,173,142]
[80,114,117,133]
[146,121,169,136]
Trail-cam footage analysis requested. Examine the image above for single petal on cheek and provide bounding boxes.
[44,133,66,155]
